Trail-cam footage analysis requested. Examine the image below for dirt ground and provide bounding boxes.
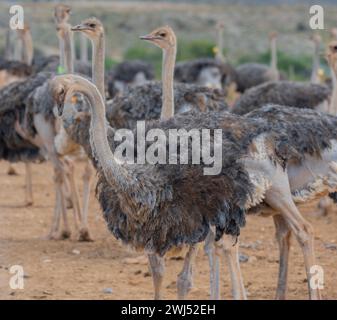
[0,161,336,300]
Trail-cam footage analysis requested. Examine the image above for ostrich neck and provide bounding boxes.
[80,33,89,63]
[14,35,23,61]
[216,28,225,62]
[270,38,277,72]
[161,46,176,120]
[92,34,105,98]
[58,34,65,70]
[311,43,320,84]
[4,29,12,60]
[330,67,337,115]
[71,80,133,190]
[22,31,33,66]
[63,26,74,73]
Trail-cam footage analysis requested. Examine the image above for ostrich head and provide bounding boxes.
[50,75,74,114]
[56,20,72,40]
[140,25,176,51]
[54,4,71,24]
[71,17,104,41]
[327,41,337,74]
[310,33,321,45]
[268,31,278,41]
[16,23,30,39]
[215,21,225,31]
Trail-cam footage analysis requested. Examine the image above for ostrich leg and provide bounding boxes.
[64,157,82,231]
[273,214,292,300]
[220,235,247,300]
[265,167,322,300]
[148,254,165,300]
[25,162,33,206]
[204,229,220,299]
[79,159,93,241]
[33,114,70,239]
[177,244,198,299]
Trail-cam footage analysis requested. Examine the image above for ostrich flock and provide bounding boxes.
[1,3,337,300]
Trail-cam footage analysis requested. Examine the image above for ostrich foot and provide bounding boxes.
[65,197,73,209]
[58,229,71,240]
[78,227,94,242]
[25,199,33,207]
[7,166,18,175]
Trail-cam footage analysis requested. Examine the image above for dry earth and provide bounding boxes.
[0,161,336,300]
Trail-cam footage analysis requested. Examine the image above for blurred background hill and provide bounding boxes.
[1,1,336,79]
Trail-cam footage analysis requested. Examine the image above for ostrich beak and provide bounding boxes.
[139,34,159,41]
[71,24,88,32]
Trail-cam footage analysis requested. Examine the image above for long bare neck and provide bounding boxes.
[21,31,33,65]
[270,37,277,72]
[92,34,105,98]
[14,34,23,61]
[58,33,65,70]
[215,27,225,62]
[71,79,131,190]
[310,42,320,84]
[80,33,89,63]
[63,25,74,73]
[4,29,13,60]
[330,66,337,115]
[161,45,176,120]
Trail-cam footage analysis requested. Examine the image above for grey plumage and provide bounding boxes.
[174,58,227,84]
[244,104,337,165]
[61,81,227,159]
[107,60,154,98]
[0,72,51,162]
[232,63,285,93]
[232,81,331,115]
[0,59,33,78]
[98,104,337,255]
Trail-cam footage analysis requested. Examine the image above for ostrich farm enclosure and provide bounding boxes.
[0,0,337,300]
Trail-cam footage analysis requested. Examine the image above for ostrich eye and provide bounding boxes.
[159,32,166,37]
[334,46,337,51]
[88,23,96,28]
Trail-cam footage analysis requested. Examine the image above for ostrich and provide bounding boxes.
[56,24,334,298]
[6,8,86,239]
[173,22,230,90]
[174,58,226,90]
[106,60,155,98]
[57,18,227,240]
[214,21,225,63]
[62,20,230,298]
[232,32,281,93]
[0,24,34,89]
[51,69,335,301]
[231,81,331,115]
[4,28,15,60]
[1,23,35,204]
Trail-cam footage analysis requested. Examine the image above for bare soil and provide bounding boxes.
[0,161,336,300]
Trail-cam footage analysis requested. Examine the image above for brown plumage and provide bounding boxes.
[232,81,331,115]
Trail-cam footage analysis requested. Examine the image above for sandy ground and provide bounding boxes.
[0,161,336,300]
